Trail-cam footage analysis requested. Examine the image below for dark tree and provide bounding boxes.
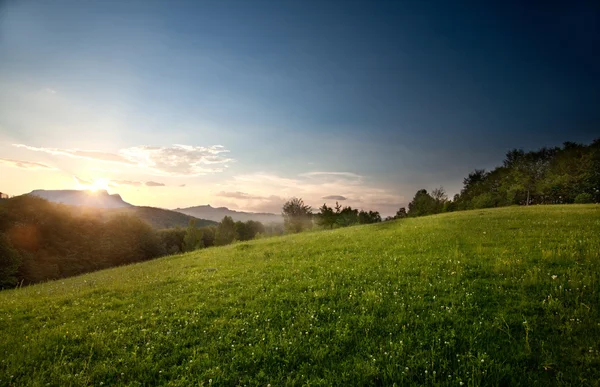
[408,189,436,217]
[215,216,237,245]
[282,198,313,233]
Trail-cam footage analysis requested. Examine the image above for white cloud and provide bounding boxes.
[13,144,136,165]
[214,171,404,215]
[0,157,57,170]
[120,144,234,176]
[13,143,234,176]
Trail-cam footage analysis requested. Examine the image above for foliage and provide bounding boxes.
[183,219,204,252]
[395,207,407,219]
[407,189,436,216]
[316,203,337,229]
[282,198,313,233]
[215,216,237,246]
[235,220,266,241]
[451,140,600,210]
[574,192,593,204]
[0,196,165,285]
[0,205,599,385]
[316,202,381,228]
[0,234,20,288]
[157,228,186,254]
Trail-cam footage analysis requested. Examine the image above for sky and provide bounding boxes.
[0,0,599,216]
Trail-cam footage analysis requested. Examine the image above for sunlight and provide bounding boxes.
[90,178,110,192]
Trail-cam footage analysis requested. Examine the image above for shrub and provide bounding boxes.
[574,193,593,204]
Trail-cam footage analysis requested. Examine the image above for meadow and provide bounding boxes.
[1,205,599,386]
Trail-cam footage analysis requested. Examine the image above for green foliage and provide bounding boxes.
[316,203,336,229]
[183,220,204,252]
[282,198,313,233]
[358,210,381,224]
[408,189,436,217]
[452,140,600,210]
[574,192,593,204]
[215,216,237,246]
[1,205,599,385]
[157,228,186,254]
[235,220,265,241]
[0,234,20,288]
[395,207,407,218]
[0,195,166,285]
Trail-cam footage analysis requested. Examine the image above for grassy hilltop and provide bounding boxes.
[1,205,599,386]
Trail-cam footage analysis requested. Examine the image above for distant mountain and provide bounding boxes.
[175,205,283,224]
[27,190,217,229]
[105,206,217,229]
[29,189,132,209]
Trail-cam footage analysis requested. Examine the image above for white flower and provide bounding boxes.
[551,275,558,280]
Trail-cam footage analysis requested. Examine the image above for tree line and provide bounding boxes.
[403,139,600,217]
[0,196,277,288]
[281,197,382,233]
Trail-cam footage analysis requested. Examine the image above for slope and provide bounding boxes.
[105,206,218,229]
[0,205,599,386]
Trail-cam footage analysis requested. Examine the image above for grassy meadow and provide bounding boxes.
[1,205,599,386]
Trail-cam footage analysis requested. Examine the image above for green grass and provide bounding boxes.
[1,205,600,386]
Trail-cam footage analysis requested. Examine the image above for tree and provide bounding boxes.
[316,203,337,229]
[215,216,237,246]
[0,234,20,288]
[408,189,436,217]
[431,186,448,213]
[358,210,381,224]
[282,198,313,233]
[395,207,407,218]
[183,219,204,252]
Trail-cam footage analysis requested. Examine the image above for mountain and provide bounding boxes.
[27,190,217,229]
[29,189,132,209]
[105,206,217,229]
[175,204,283,224]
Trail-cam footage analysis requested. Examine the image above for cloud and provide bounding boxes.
[214,171,404,216]
[179,184,186,187]
[322,195,347,200]
[217,191,267,200]
[73,176,92,186]
[14,143,234,176]
[13,144,136,165]
[300,171,363,179]
[0,157,56,170]
[120,144,234,176]
[145,181,166,187]
[110,180,142,187]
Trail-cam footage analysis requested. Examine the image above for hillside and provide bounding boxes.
[105,206,217,229]
[1,205,599,385]
[175,204,283,224]
[29,189,132,208]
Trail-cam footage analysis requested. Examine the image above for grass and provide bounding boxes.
[1,205,599,386]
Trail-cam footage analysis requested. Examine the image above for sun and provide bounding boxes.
[89,178,110,192]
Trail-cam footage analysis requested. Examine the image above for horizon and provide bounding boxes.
[1,1,599,216]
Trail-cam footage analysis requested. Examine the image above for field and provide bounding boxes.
[1,205,599,386]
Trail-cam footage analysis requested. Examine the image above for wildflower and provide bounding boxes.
[551,275,558,280]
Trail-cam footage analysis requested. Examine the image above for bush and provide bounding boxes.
[574,193,593,204]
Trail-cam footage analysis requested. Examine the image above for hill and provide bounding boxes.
[27,190,216,229]
[175,204,283,224]
[1,205,599,385]
[29,189,132,208]
[105,206,217,229]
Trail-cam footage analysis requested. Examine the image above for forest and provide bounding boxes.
[0,196,275,288]
[400,139,600,218]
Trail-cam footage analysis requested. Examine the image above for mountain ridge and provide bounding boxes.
[175,204,283,224]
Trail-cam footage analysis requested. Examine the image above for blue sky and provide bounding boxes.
[1,0,599,215]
